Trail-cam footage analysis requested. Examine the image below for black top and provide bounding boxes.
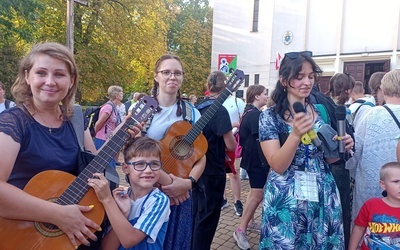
[198,99,232,176]
[239,105,269,170]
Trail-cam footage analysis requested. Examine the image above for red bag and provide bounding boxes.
[225,150,237,174]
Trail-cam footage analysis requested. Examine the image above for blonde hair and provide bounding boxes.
[11,42,78,119]
[107,85,123,100]
[380,162,400,181]
[381,70,400,97]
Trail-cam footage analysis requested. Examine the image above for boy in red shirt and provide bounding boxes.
[349,162,400,249]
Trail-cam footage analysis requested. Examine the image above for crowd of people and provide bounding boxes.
[0,41,400,250]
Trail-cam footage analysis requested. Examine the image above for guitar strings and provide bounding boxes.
[26,100,158,249]
[161,96,226,174]
[161,71,243,174]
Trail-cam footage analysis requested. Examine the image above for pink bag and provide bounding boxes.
[234,132,242,158]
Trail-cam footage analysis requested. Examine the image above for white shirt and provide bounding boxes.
[222,95,245,124]
[146,103,201,140]
[0,100,16,113]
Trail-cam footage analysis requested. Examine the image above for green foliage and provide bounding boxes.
[0,0,213,104]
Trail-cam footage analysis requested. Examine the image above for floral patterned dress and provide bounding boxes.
[258,106,344,250]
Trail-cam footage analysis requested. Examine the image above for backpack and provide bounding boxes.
[83,103,113,138]
[4,99,11,110]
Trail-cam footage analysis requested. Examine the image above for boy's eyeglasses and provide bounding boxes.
[125,160,162,171]
[284,51,313,59]
[157,70,184,79]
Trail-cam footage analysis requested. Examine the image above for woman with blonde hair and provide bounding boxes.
[93,85,123,167]
[352,69,400,221]
[0,42,99,249]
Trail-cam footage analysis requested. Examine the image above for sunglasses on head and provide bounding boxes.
[284,51,313,59]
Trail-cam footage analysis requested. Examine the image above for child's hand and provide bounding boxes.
[87,173,112,203]
[112,187,131,218]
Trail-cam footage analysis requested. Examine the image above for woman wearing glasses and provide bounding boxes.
[258,51,353,249]
[144,54,206,250]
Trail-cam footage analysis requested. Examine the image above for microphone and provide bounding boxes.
[293,102,322,151]
[335,105,347,156]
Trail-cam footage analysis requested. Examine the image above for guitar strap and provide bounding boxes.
[181,100,195,124]
[195,98,214,111]
[71,105,119,188]
[72,104,85,150]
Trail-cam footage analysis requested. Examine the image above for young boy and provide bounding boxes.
[349,162,400,250]
[88,136,170,249]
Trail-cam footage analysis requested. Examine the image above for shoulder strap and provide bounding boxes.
[353,99,366,104]
[383,105,400,129]
[195,99,214,110]
[315,103,330,124]
[5,99,10,109]
[354,102,374,117]
[181,100,194,124]
[71,104,85,150]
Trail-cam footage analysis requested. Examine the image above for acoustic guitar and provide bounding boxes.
[160,69,245,178]
[0,96,158,250]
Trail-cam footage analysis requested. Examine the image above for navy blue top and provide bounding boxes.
[0,107,79,189]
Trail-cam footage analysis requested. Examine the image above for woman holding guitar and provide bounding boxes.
[145,54,206,250]
[0,42,142,250]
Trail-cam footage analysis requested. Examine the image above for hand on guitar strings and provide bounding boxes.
[112,114,144,139]
[161,174,190,205]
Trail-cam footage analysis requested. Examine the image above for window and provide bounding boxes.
[254,74,259,85]
[244,74,249,87]
[252,0,259,32]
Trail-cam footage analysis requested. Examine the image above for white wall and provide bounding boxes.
[212,0,400,96]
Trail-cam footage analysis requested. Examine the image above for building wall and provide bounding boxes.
[211,0,400,98]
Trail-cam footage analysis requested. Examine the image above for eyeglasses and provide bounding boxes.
[125,160,162,171]
[157,70,184,79]
[284,51,313,60]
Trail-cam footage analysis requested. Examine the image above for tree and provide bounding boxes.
[0,0,213,104]
[167,0,213,98]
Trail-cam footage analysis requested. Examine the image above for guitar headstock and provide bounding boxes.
[226,69,245,94]
[130,96,159,124]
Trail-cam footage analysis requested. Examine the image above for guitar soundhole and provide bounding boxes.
[34,197,64,238]
[170,136,193,160]
[34,222,64,238]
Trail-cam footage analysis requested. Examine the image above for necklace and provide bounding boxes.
[35,112,60,134]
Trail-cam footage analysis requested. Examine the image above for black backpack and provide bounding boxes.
[83,103,113,138]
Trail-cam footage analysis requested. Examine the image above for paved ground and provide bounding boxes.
[116,159,262,249]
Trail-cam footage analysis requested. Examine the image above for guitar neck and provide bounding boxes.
[56,96,158,205]
[185,88,232,145]
[56,120,134,206]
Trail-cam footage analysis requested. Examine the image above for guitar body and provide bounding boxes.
[160,121,208,178]
[0,170,104,250]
